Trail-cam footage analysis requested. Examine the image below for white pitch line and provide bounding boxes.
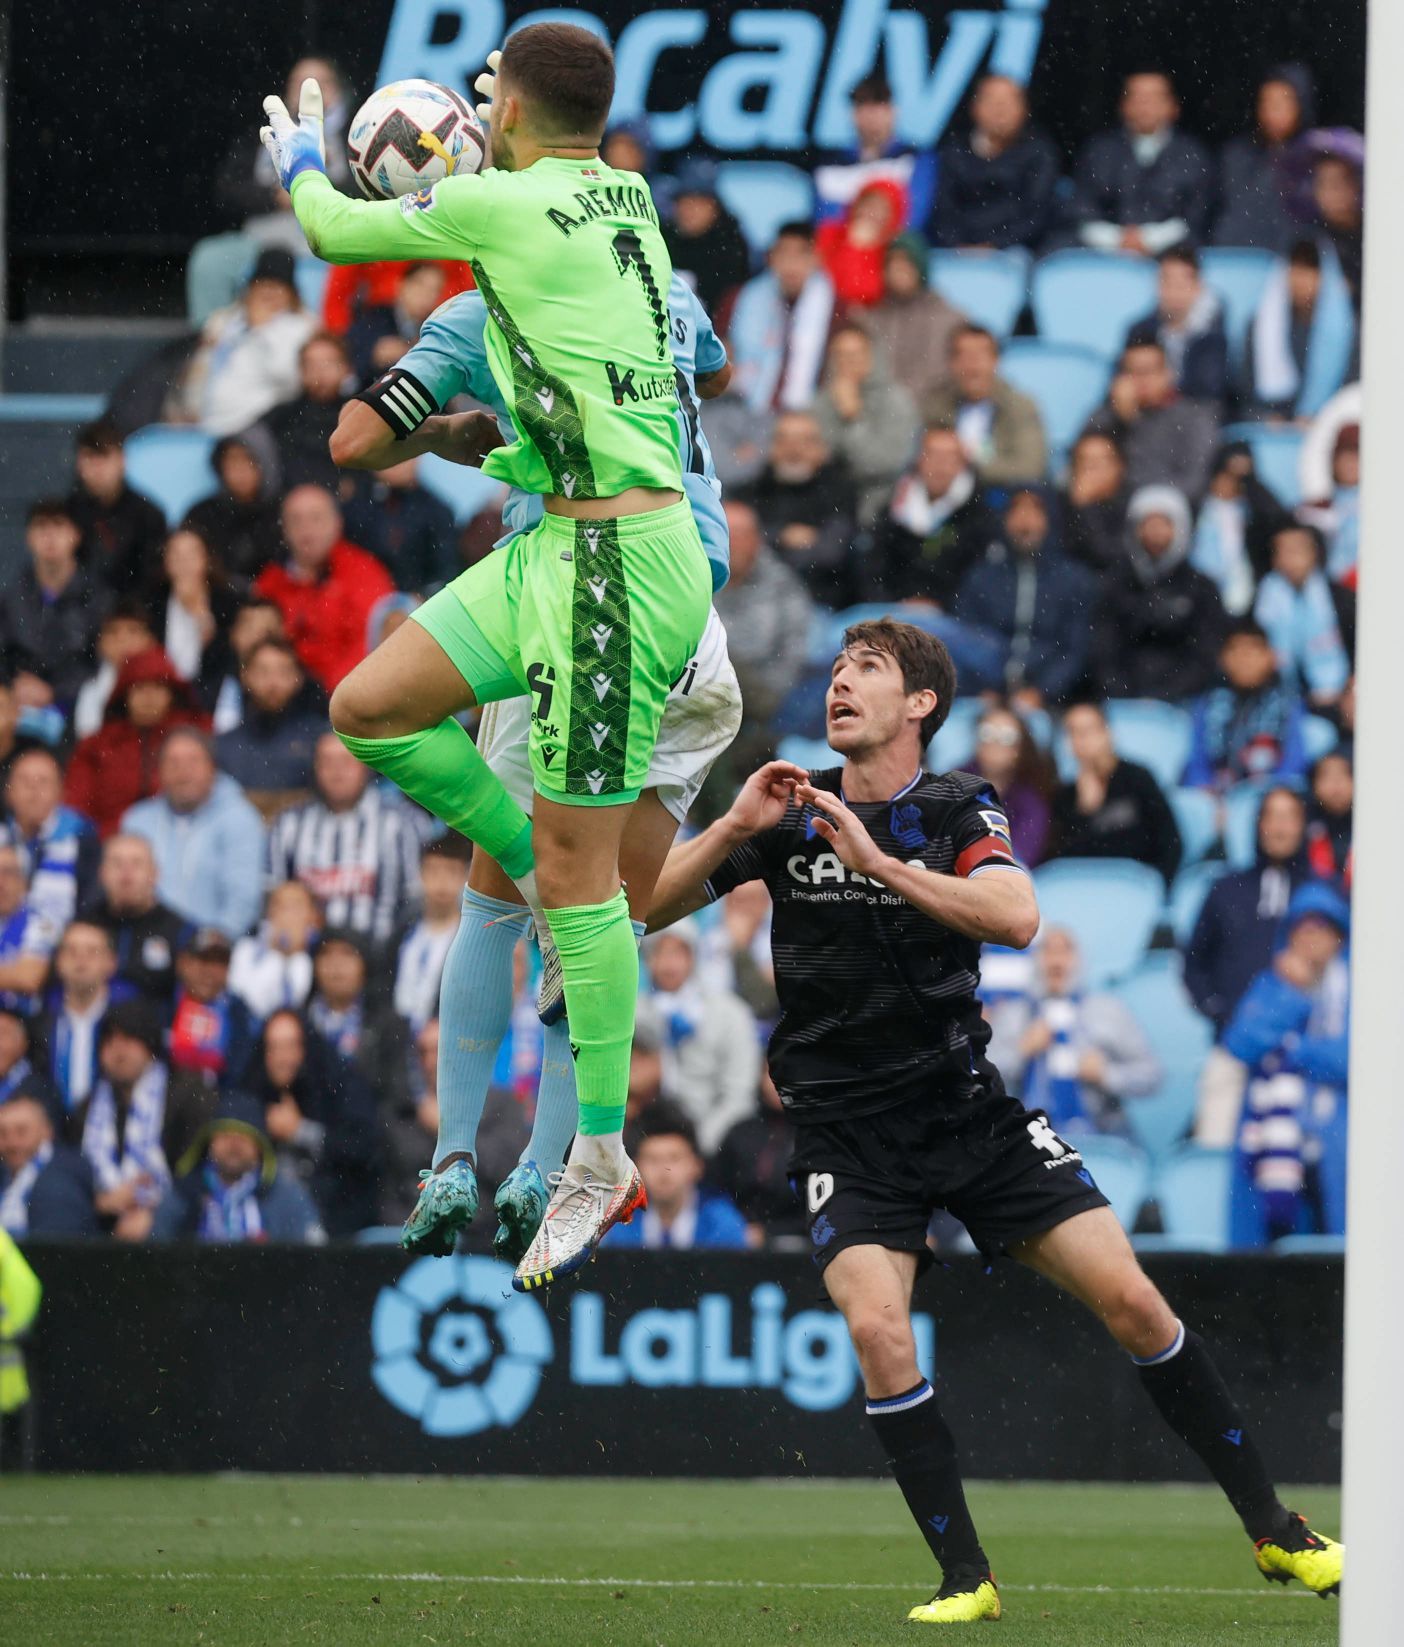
[2,1571,1320,1601]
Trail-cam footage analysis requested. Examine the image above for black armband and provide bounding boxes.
[355,368,438,439]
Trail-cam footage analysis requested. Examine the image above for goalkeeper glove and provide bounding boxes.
[259,77,327,191]
[474,49,502,126]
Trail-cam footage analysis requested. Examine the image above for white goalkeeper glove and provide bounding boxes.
[259,77,327,191]
[474,49,502,126]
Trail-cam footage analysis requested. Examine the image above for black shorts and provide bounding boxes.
[788,1085,1110,1273]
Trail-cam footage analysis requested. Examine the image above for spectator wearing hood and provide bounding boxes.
[642,924,761,1158]
[66,420,167,597]
[813,322,918,527]
[1309,138,1364,311]
[865,233,964,405]
[167,927,259,1089]
[963,702,1056,867]
[1085,340,1219,501]
[1124,246,1230,408]
[63,648,210,840]
[71,602,159,742]
[984,926,1161,1137]
[1214,66,1315,251]
[214,637,326,815]
[815,75,937,233]
[1247,240,1355,423]
[1298,386,1361,581]
[229,880,321,1022]
[866,425,994,606]
[154,1088,324,1243]
[0,1093,100,1238]
[1186,786,1311,1034]
[932,74,1061,251]
[816,177,910,309]
[923,325,1048,489]
[184,435,284,585]
[255,331,352,492]
[254,485,395,691]
[1305,750,1352,884]
[249,1007,379,1237]
[954,486,1097,707]
[1063,432,1132,574]
[1049,701,1182,885]
[727,222,840,414]
[1205,881,1349,1245]
[1253,523,1350,706]
[1184,619,1308,796]
[1190,443,1293,616]
[156,525,240,703]
[122,728,266,939]
[342,457,458,596]
[1094,485,1226,700]
[741,412,859,607]
[1070,70,1214,253]
[662,159,752,314]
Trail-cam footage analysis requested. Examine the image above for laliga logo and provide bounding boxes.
[380,0,1046,153]
[371,1255,552,1436]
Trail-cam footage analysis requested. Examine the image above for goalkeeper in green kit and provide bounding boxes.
[259,24,714,1289]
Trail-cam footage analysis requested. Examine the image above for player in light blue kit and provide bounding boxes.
[333,272,741,1260]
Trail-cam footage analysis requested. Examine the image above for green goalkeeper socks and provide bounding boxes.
[544,890,638,1137]
[338,721,534,881]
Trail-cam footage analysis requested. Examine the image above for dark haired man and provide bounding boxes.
[1123,245,1230,407]
[261,24,719,1286]
[66,420,167,594]
[649,616,1341,1623]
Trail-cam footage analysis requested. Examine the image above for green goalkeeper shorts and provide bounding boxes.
[413,498,711,806]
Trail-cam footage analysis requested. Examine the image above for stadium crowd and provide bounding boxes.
[0,61,1357,1253]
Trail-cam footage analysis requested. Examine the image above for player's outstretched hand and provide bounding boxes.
[259,77,327,192]
[796,784,888,879]
[438,410,508,468]
[474,49,503,126]
[726,760,809,838]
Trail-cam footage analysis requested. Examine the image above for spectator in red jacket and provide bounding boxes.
[816,178,909,308]
[320,260,474,337]
[62,648,210,839]
[254,486,395,691]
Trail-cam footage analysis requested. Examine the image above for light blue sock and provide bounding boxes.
[435,887,531,1167]
[523,919,646,1175]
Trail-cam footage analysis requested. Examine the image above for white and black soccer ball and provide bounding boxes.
[346,79,487,200]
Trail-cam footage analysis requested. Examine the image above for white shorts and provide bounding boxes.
[477,606,742,824]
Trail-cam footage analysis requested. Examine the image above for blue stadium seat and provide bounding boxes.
[353,1226,408,1245]
[1221,421,1305,508]
[1030,250,1158,360]
[295,257,330,316]
[417,454,509,523]
[1151,1145,1233,1250]
[1223,780,1272,869]
[1105,699,1193,790]
[1112,956,1214,1165]
[1074,1135,1151,1229]
[927,249,1030,338]
[926,697,984,774]
[1031,858,1164,987]
[0,394,106,422]
[1200,247,1276,364]
[714,162,814,256]
[1272,1233,1346,1256]
[1302,714,1340,763]
[777,735,835,774]
[124,426,218,524]
[1169,787,1219,865]
[998,340,1109,466]
[1166,860,1228,946]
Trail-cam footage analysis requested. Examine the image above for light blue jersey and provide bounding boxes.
[396,275,730,590]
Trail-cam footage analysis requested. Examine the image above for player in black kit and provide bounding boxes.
[650,618,1341,1624]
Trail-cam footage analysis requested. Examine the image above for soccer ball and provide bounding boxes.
[347,79,487,200]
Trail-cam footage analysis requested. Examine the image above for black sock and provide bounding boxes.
[1135,1323,1288,1542]
[867,1380,988,1577]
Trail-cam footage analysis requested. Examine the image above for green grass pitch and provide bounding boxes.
[2,1475,1341,1645]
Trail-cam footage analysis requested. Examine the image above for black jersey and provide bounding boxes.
[705,767,1023,1124]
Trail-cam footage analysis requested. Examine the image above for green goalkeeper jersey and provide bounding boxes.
[292,161,683,502]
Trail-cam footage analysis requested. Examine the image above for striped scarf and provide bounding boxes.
[81,1063,171,1203]
[196,1162,264,1242]
[1022,997,1086,1133]
[0,1142,52,1235]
